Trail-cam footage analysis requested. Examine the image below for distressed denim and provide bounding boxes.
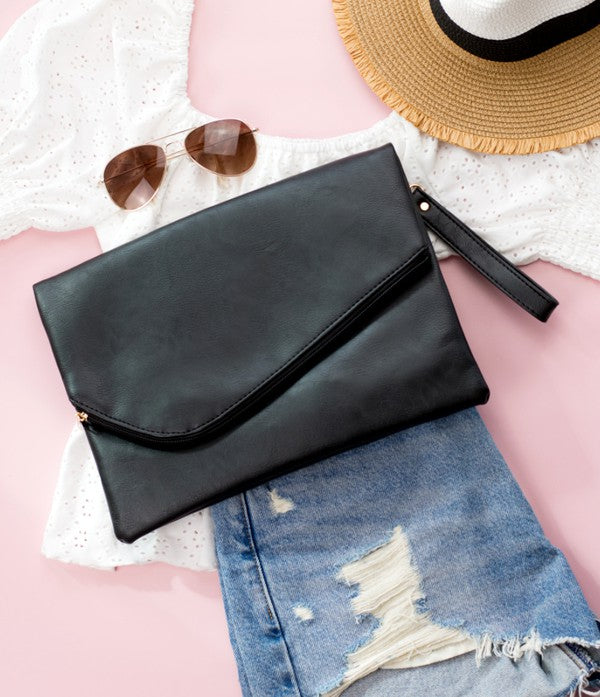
[211,407,600,697]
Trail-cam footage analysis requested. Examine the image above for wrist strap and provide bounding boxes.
[412,186,558,322]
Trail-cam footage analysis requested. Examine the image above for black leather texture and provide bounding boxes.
[34,145,493,542]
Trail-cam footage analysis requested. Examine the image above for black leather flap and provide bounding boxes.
[33,145,431,443]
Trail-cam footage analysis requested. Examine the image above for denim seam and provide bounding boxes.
[560,644,595,672]
[556,643,600,697]
[240,493,278,623]
[240,491,304,697]
[215,541,256,697]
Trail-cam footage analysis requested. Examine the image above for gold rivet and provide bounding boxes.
[76,411,88,423]
[419,201,430,212]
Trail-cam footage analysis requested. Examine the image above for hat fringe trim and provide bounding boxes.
[332,0,600,155]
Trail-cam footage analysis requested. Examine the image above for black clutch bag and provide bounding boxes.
[33,144,557,543]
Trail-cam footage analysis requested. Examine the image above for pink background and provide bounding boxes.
[1,1,599,695]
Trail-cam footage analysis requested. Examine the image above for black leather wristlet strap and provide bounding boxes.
[412,186,558,322]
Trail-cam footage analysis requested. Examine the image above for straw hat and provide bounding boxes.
[333,0,600,154]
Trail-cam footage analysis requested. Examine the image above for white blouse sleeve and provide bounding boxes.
[0,0,190,240]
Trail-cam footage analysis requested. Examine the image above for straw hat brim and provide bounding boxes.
[333,0,600,154]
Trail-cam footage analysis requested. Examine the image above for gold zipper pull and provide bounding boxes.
[76,410,89,423]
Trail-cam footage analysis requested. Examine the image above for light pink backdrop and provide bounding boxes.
[1,2,599,696]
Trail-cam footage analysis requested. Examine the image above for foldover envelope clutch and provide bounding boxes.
[33,144,557,542]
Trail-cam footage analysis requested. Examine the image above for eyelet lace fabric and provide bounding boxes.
[1,0,599,570]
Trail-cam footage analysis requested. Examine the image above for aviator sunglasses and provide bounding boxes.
[99,118,258,210]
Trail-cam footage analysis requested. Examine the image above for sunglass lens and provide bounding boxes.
[103,145,166,210]
[184,119,257,176]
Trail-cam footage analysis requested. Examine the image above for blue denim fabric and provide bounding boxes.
[339,648,599,697]
[211,408,600,697]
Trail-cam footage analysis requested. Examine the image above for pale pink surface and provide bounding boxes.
[0,1,598,696]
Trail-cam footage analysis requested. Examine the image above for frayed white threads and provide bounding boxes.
[320,526,476,697]
[477,633,600,697]
[475,630,545,665]
[293,605,315,622]
[268,488,295,515]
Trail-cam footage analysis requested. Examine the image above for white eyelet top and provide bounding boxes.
[2,0,600,571]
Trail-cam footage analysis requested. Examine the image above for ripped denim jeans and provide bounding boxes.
[210,407,600,697]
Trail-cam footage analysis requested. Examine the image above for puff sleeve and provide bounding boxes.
[0,0,192,240]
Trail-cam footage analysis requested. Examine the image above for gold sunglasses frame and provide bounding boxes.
[97,121,259,211]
